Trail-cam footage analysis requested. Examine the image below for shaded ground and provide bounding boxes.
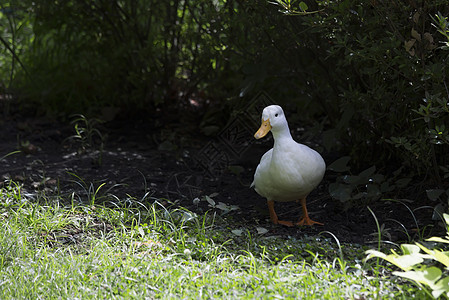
[0,111,442,245]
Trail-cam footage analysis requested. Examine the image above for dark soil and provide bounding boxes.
[0,111,442,245]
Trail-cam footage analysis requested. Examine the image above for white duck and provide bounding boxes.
[251,105,325,226]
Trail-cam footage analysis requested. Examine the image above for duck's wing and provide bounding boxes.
[250,148,273,188]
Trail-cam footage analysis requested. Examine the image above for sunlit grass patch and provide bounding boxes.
[0,181,429,299]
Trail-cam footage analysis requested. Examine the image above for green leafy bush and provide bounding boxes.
[0,1,33,91]
[266,1,449,201]
[328,156,411,208]
[8,0,259,114]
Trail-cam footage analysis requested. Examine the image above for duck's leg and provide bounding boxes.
[267,200,294,227]
[296,197,323,226]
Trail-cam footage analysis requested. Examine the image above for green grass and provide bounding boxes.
[0,181,430,299]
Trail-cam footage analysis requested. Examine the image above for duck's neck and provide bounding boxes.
[272,123,293,146]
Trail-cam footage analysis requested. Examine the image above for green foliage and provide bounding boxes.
[366,213,449,299]
[0,1,33,88]
[0,150,20,161]
[67,114,105,164]
[260,0,449,201]
[7,0,267,114]
[433,13,449,47]
[63,114,105,166]
[328,157,411,207]
[270,0,317,15]
[286,2,447,181]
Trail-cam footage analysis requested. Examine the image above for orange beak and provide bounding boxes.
[254,118,272,139]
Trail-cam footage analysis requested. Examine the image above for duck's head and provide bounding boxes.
[254,105,288,139]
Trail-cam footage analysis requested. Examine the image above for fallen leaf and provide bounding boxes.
[256,227,268,235]
[205,195,215,206]
[231,229,243,236]
[327,156,351,172]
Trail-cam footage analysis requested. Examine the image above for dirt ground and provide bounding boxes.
[0,109,442,245]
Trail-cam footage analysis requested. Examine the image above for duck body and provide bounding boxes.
[251,105,325,226]
[252,141,325,202]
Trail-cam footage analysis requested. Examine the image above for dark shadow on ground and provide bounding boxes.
[0,111,442,245]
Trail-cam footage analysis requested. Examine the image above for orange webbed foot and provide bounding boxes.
[296,197,323,226]
[295,217,323,226]
[274,220,295,227]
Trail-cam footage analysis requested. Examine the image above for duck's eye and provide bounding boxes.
[275,113,279,117]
